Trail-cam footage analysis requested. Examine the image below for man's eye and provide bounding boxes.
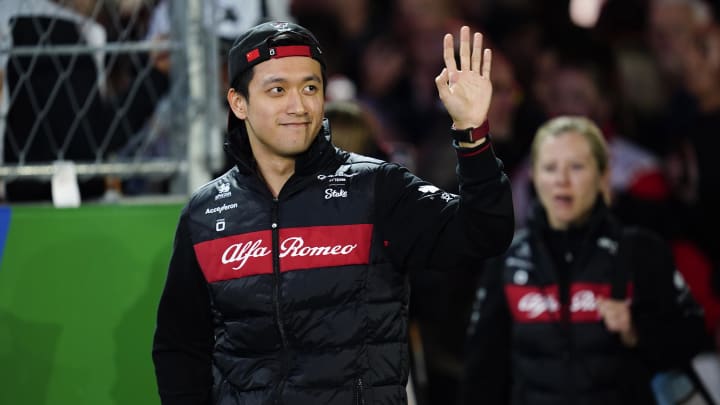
[269,87,284,95]
[304,85,318,93]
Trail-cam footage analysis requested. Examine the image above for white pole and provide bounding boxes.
[185,0,212,193]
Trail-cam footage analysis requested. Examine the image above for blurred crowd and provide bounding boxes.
[3,0,720,403]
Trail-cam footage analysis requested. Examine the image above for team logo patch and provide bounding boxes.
[214,181,232,200]
[418,184,455,202]
[597,236,618,255]
[205,202,238,215]
[325,189,348,199]
[271,22,291,31]
[504,283,626,323]
[418,185,440,194]
[317,173,357,200]
[194,224,374,282]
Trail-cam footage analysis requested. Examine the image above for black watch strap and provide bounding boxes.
[450,120,490,143]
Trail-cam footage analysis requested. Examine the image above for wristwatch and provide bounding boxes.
[450,120,490,143]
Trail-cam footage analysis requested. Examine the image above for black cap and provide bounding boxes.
[226,21,325,133]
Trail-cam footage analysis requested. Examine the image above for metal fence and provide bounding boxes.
[0,0,225,200]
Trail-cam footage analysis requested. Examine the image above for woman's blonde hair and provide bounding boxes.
[530,116,609,174]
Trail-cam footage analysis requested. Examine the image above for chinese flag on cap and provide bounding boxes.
[246,49,260,62]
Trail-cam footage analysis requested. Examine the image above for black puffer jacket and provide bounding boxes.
[460,199,705,405]
[153,123,514,405]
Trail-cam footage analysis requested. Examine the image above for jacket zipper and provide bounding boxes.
[354,377,365,405]
[271,197,289,401]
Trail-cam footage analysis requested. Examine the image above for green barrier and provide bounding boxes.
[0,203,183,405]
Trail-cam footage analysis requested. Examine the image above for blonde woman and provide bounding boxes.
[460,116,705,405]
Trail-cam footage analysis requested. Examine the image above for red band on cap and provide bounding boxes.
[246,48,260,62]
[272,45,312,58]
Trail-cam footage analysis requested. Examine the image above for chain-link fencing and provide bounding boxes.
[0,0,230,201]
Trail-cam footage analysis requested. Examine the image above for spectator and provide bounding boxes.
[665,7,720,329]
[323,99,389,160]
[0,0,171,201]
[647,0,714,92]
[354,31,416,152]
[644,0,715,155]
[1,0,110,201]
[459,116,706,405]
[512,36,671,233]
[122,0,294,195]
[641,0,720,340]
[484,48,529,173]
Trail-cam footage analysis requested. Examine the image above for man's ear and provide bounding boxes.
[227,88,247,120]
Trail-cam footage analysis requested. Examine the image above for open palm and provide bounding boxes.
[435,26,493,130]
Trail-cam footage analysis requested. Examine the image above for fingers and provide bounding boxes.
[597,298,632,332]
[460,26,471,71]
[445,26,490,75]
[605,310,629,326]
[482,48,492,78]
[471,32,482,73]
[443,33,457,72]
[435,67,449,97]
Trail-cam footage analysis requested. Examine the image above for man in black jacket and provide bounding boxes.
[152,21,514,405]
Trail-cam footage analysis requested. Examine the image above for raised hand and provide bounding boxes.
[435,26,492,131]
[597,297,638,347]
